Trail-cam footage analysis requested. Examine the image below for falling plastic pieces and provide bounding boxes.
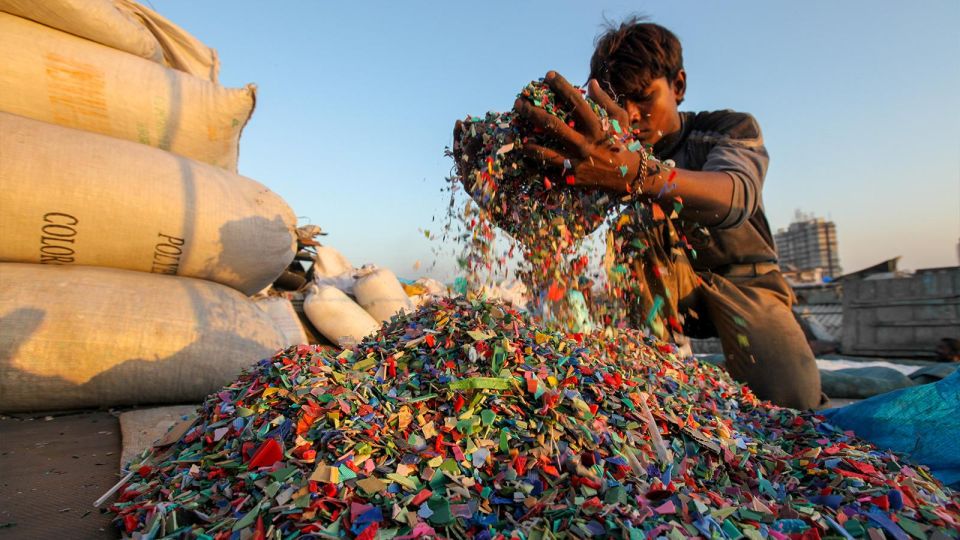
[447,79,702,339]
[109,298,959,539]
[449,80,658,330]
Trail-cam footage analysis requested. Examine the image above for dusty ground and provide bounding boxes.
[0,411,120,539]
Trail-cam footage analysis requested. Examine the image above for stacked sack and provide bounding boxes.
[0,0,304,412]
[301,245,419,348]
[296,243,538,349]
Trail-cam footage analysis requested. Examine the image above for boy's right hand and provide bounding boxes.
[515,72,642,194]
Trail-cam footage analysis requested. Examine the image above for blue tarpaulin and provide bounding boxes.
[822,370,960,488]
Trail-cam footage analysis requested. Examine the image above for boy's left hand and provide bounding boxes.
[515,71,641,194]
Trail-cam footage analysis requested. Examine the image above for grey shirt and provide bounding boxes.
[654,110,778,271]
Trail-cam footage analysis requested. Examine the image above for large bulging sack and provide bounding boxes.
[303,285,380,349]
[312,246,358,295]
[0,12,251,170]
[0,112,296,295]
[313,246,354,279]
[0,264,287,412]
[0,0,219,81]
[0,0,164,64]
[115,0,220,81]
[254,296,308,348]
[353,267,416,323]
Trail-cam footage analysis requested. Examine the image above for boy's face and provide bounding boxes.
[936,342,959,361]
[617,70,686,147]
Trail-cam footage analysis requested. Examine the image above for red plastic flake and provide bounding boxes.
[247,438,283,469]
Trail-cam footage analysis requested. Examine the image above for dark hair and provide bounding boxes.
[939,337,960,355]
[589,17,684,101]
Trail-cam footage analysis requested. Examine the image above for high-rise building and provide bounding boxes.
[774,210,842,278]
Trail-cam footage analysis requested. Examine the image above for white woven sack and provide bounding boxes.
[0,0,164,63]
[0,112,296,295]
[0,264,287,412]
[0,13,252,170]
[303,285,380,349]
[254,296,308,348]
[353,267,415,323]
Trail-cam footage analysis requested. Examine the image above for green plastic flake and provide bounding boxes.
[449,377,513,390]
[604,486,627,505]
[352,357,377,371]
[386,473,417,491]
[843,519,865,537]
[269,467,298,483]
[264,482,280,498]
[896,516,928,539]
[337,464,357,481]
[427,497,453,525]
[232,506,260,531]
[721,519,744,540]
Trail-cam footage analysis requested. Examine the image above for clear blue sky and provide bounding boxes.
[152,0,960,278]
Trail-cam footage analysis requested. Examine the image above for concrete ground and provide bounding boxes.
[0,411,121,539]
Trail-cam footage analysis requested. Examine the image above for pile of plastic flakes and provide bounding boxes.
[110,298,960,539]
[448,80,654,327]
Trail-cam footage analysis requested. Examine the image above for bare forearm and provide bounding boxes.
[642,167,734,226]
[591,163,735,226]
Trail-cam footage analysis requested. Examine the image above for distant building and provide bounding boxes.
[775,210,841,279]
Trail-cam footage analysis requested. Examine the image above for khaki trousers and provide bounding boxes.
[611,217,825,410]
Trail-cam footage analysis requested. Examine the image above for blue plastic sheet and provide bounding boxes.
[822,370,960,488]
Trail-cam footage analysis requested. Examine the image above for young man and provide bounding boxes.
[935,338,960,363]
[513,19,825,409]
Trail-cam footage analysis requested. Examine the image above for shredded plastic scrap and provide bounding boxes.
[111,298,960,539]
